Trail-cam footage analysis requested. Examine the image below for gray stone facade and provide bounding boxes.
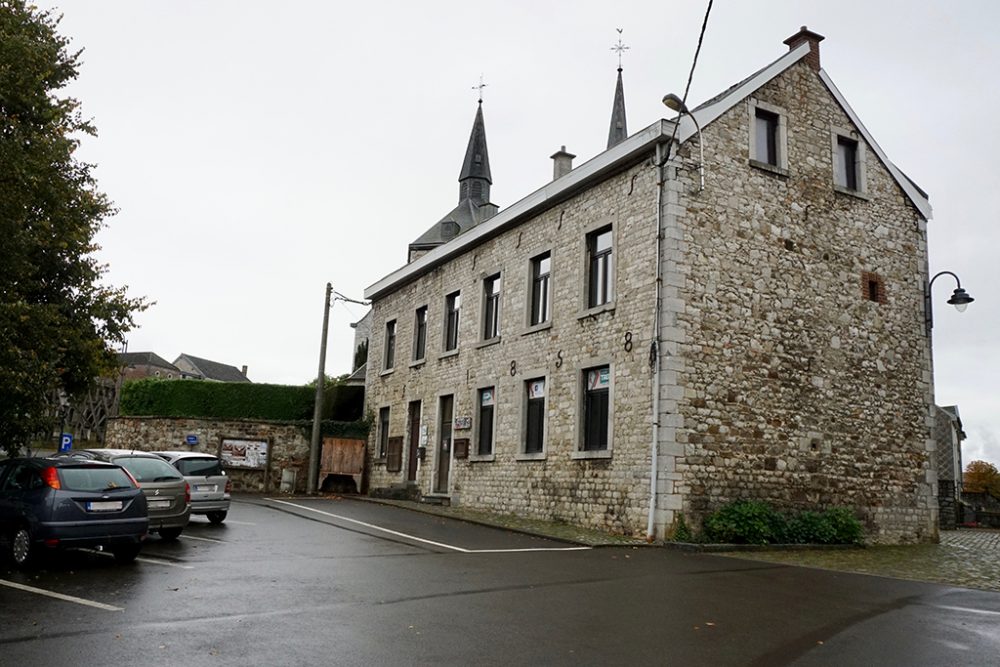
[362,31,938,544]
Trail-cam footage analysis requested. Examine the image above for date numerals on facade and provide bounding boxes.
[510,360,517,376]
[623,331,634,353]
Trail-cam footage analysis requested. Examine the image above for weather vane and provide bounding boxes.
[472,74,487,103]
[610,28,629,70]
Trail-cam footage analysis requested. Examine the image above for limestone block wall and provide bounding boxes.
[105,416,311,493]
[366,161,660,536]
[667,60,936,543]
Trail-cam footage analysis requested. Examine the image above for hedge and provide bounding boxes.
[119,378,364,422]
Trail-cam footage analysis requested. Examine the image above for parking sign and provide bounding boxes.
[59,433,73,452]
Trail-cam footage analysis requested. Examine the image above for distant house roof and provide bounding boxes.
[345,362,366,387]
[118,351,180,372]
[173,354,251,382]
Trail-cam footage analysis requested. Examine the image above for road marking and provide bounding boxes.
[223,519,256,526]
[933,604,1000,617]
[267,499,591,554]
[136,556,195,569]
[0,578,123,612]
[180,534,224,543]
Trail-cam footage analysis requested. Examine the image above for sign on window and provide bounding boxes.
[587,367,610,390]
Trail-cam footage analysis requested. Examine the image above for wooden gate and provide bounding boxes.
[320,437,366,493]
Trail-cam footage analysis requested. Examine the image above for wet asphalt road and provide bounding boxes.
[2,496,999,666]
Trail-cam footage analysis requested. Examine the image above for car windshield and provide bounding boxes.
[114,456,183,483]
[59,466,135,491]
[175,457,224,476]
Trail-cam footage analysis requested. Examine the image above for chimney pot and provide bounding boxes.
[783,26,825,72]
[550,146,577,180]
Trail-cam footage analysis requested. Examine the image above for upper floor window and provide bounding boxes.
[482,274,501,340]
[412,306,427,362]
[835,135,860,191]
[444,291,461,352]
[383,320,396,370]
[530,252,551,326]
[753,108,779,166]
[587,226,614,308]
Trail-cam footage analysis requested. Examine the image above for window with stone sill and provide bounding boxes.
[523,378,546,454]
[443,290,461,352]
[748,100,788,173]
[582,366,610,451]
[377,406,390,459]
[383,319,396,371]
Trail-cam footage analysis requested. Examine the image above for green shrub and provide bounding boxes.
[119,378,363,422]
[787,510,838,544]
[822,507,863,545]
[703,500,787,545]
[672,514,693,542]
[703,501,864,545]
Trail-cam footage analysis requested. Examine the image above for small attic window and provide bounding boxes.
[861,271,885,304]
[441,221,460,240]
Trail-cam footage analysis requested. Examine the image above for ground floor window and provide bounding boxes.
[478,387,495,456]
[524,378,545,454]
[582,366,609,451]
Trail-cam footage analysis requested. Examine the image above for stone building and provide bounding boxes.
[362,28,939,543]
[934,405,966,529]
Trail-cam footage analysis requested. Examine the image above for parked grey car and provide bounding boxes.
[0,457,148,566]
[59,450,191,540]
[153,451,231,524]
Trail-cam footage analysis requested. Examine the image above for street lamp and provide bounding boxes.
[662,93,704,191]
[926,270,975,332]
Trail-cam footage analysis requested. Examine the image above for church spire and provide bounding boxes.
[607,29,629,149]
[459,86,492,205]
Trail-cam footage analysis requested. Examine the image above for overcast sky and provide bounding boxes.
[37,1,999,465]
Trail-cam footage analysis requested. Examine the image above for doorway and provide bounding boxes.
[406,400,420,483]
[435,395,453,494]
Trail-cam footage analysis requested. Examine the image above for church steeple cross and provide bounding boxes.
[472,74,488,103]
[611,28,629,71]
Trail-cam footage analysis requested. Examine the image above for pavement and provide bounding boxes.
[356,494,1000,593]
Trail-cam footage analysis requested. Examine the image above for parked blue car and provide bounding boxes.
[0,457,149,567]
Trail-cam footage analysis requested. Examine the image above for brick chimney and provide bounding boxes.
[241,364,248,378]
[550,145,576,180]
[783,26,825,72]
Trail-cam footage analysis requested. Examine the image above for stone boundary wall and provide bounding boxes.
[105,416,311,493]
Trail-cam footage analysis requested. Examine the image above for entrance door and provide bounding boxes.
[435,395,453,494]
[406,400,420,483]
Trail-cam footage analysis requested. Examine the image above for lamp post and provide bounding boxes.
[925,270,975,333]
[662,93,704,191]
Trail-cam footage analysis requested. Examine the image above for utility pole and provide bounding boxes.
[308,282,333,494]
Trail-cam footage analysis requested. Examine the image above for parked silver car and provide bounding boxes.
[59,450,191,540]
[153,452,231,524]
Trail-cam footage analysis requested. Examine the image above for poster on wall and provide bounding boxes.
[220,438,268,469]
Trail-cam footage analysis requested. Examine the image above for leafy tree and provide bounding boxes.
[964,460,1000,496]
[353,339,368,372]
[1,2,146,455]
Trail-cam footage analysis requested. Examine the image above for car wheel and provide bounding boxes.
[9,527,34,567]
[158,527,183,541]
[206,511,227,524]
[112,543,142,564]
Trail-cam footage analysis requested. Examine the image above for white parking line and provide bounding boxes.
[0,578,123,612]
[223,520,256,526]
[267,499,591,554]
[180,534,224,543]
[932,604,1000,617]
[136,556,195,569]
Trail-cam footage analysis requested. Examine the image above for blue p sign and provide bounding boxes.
[59,433,73,452]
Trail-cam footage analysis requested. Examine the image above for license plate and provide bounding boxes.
[148,499,171,509]
[87,501,122,512]
[196,485,216,493]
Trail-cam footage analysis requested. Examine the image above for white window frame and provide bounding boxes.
[579,218,617,318]
[478,270,502,346]
[441,289,462,357]
[524,248,554,334]
[411,305,428,366]
[383,319,397,372]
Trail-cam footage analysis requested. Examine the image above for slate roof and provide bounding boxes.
[409,199,483,249]
[173,354,250,382]
[607,68,628,149]
[118,351,179,372]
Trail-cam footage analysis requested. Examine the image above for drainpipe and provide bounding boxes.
[647,142,668,541]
